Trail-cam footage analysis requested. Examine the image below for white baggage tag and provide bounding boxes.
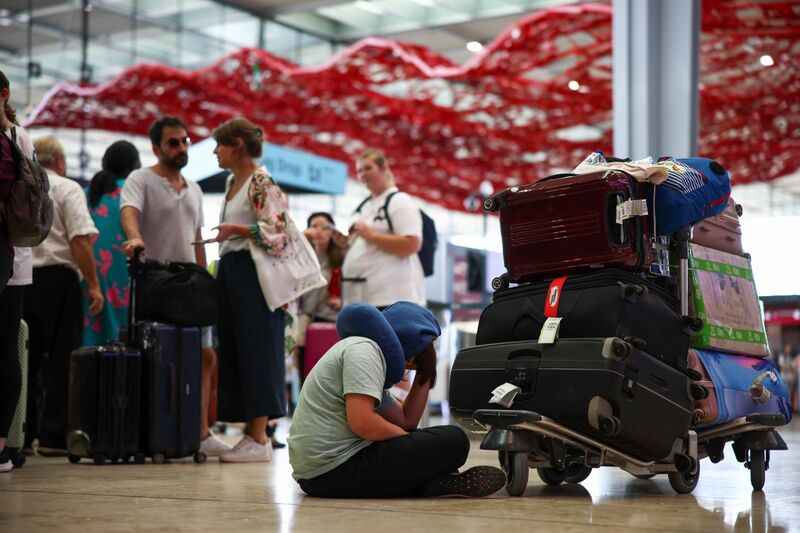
[615,199,649,224]
[538,317,562,344]
[490,383,522,408]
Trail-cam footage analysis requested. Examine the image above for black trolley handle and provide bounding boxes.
[126,247,146,338]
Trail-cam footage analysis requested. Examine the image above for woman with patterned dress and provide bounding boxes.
[82,141,140,345]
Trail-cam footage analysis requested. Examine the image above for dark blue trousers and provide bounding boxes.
[217,251,286,422]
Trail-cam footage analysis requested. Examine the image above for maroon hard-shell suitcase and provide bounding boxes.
[487,170,656,284]
[690,198,744,256]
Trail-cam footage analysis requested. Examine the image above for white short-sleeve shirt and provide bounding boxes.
[31,169,98,276]
[120,167,204,263]
[341,187,425,308]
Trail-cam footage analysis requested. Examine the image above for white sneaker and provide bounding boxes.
[0,458,12,473]
[219,435,273,463]
[199,432,233,457]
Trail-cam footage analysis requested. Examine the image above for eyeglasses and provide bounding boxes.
[166,136,191,148]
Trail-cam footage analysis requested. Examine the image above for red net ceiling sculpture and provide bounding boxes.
[24,1,800,212]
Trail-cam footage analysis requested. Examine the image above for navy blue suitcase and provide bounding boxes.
[132,322,205,464]
[66,343,143,465]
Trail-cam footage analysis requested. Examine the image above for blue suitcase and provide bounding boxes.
[132,322,205,464]
[694,349,792,428]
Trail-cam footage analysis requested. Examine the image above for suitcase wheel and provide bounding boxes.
[690,383,709,401]
[685,368,703,381]
[491,273,510,291]
[68,454,81,464]
[92,453,106,466]
[484,194,502,212]
[194,452,207,464]
[152,453,167,465]
[598,415,622,437]
[12,454,26,468]
[133,452,146,464]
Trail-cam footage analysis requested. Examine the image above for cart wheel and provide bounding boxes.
[564,464,592,484]
[633,473,656,480]
[668,461,699,494]
[12,455,26,468]
[537,467,566,487]
[500,452,528,497]
[194,452,207,464]
[748,449,766,491]
[68,454,81,464]
[133,453,146,464]
[152,453,166,465]
[92,453,106,466]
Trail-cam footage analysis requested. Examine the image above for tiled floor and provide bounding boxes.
[1,418,799,532]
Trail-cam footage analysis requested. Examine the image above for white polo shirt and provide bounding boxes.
[341,187,425,308]
[31,169,98,275]
[120,167,204,263]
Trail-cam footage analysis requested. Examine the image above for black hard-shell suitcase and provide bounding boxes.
[449,338,694,460]
[476,269,692,370]
[132,322,204,464]
[66,344,142,464]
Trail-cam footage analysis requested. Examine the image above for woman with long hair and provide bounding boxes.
[82,140,141,346]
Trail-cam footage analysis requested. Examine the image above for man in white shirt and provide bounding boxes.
[23,136,103,455]
[120,116,228,457]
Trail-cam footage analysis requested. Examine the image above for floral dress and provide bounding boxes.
[82,179,129,345]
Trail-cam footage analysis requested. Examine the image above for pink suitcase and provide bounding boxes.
[691,198,744,256]
[687,349,719,427]
[303,323,340,379]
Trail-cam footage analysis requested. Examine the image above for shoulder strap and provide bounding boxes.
[354,195,371,214]
[382,191,399,233]
[10,126,17,143]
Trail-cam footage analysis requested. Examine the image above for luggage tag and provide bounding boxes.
[538,317,562,344]
[615,199,649,224]
[490,383,522,408]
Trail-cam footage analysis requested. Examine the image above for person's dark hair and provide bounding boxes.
[0,70,18,125]
[307,211,345,268]
[149,116,187,146]
[88,141,141,208]
[411,342,437,388]
[212,117,264,159]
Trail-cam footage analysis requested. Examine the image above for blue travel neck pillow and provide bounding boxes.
[336,302,441,388]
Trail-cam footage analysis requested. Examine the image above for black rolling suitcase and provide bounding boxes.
[127,250,205,464]
[475,269,693,370]
[66,343,142,464]
[449,338,694,460]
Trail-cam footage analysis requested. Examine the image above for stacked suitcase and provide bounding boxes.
[449,162,789,494]
[66,251,205,465]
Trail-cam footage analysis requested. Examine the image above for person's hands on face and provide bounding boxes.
[121,238,145,258]
[213,223,239,242]
[88,287,105,316]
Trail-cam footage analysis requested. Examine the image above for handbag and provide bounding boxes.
[249,218,327,312]
[136,259,217,326]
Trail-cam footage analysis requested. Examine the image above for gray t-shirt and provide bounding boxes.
[288,336,393,481]
[120,167,204,263]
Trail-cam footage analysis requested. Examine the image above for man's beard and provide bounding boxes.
[163,153,188,169]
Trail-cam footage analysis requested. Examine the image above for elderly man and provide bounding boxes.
[23,135,103,455]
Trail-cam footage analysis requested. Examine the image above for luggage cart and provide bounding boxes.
[471,409,787,495]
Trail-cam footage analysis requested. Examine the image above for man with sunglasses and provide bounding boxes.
[120,116,229,457]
